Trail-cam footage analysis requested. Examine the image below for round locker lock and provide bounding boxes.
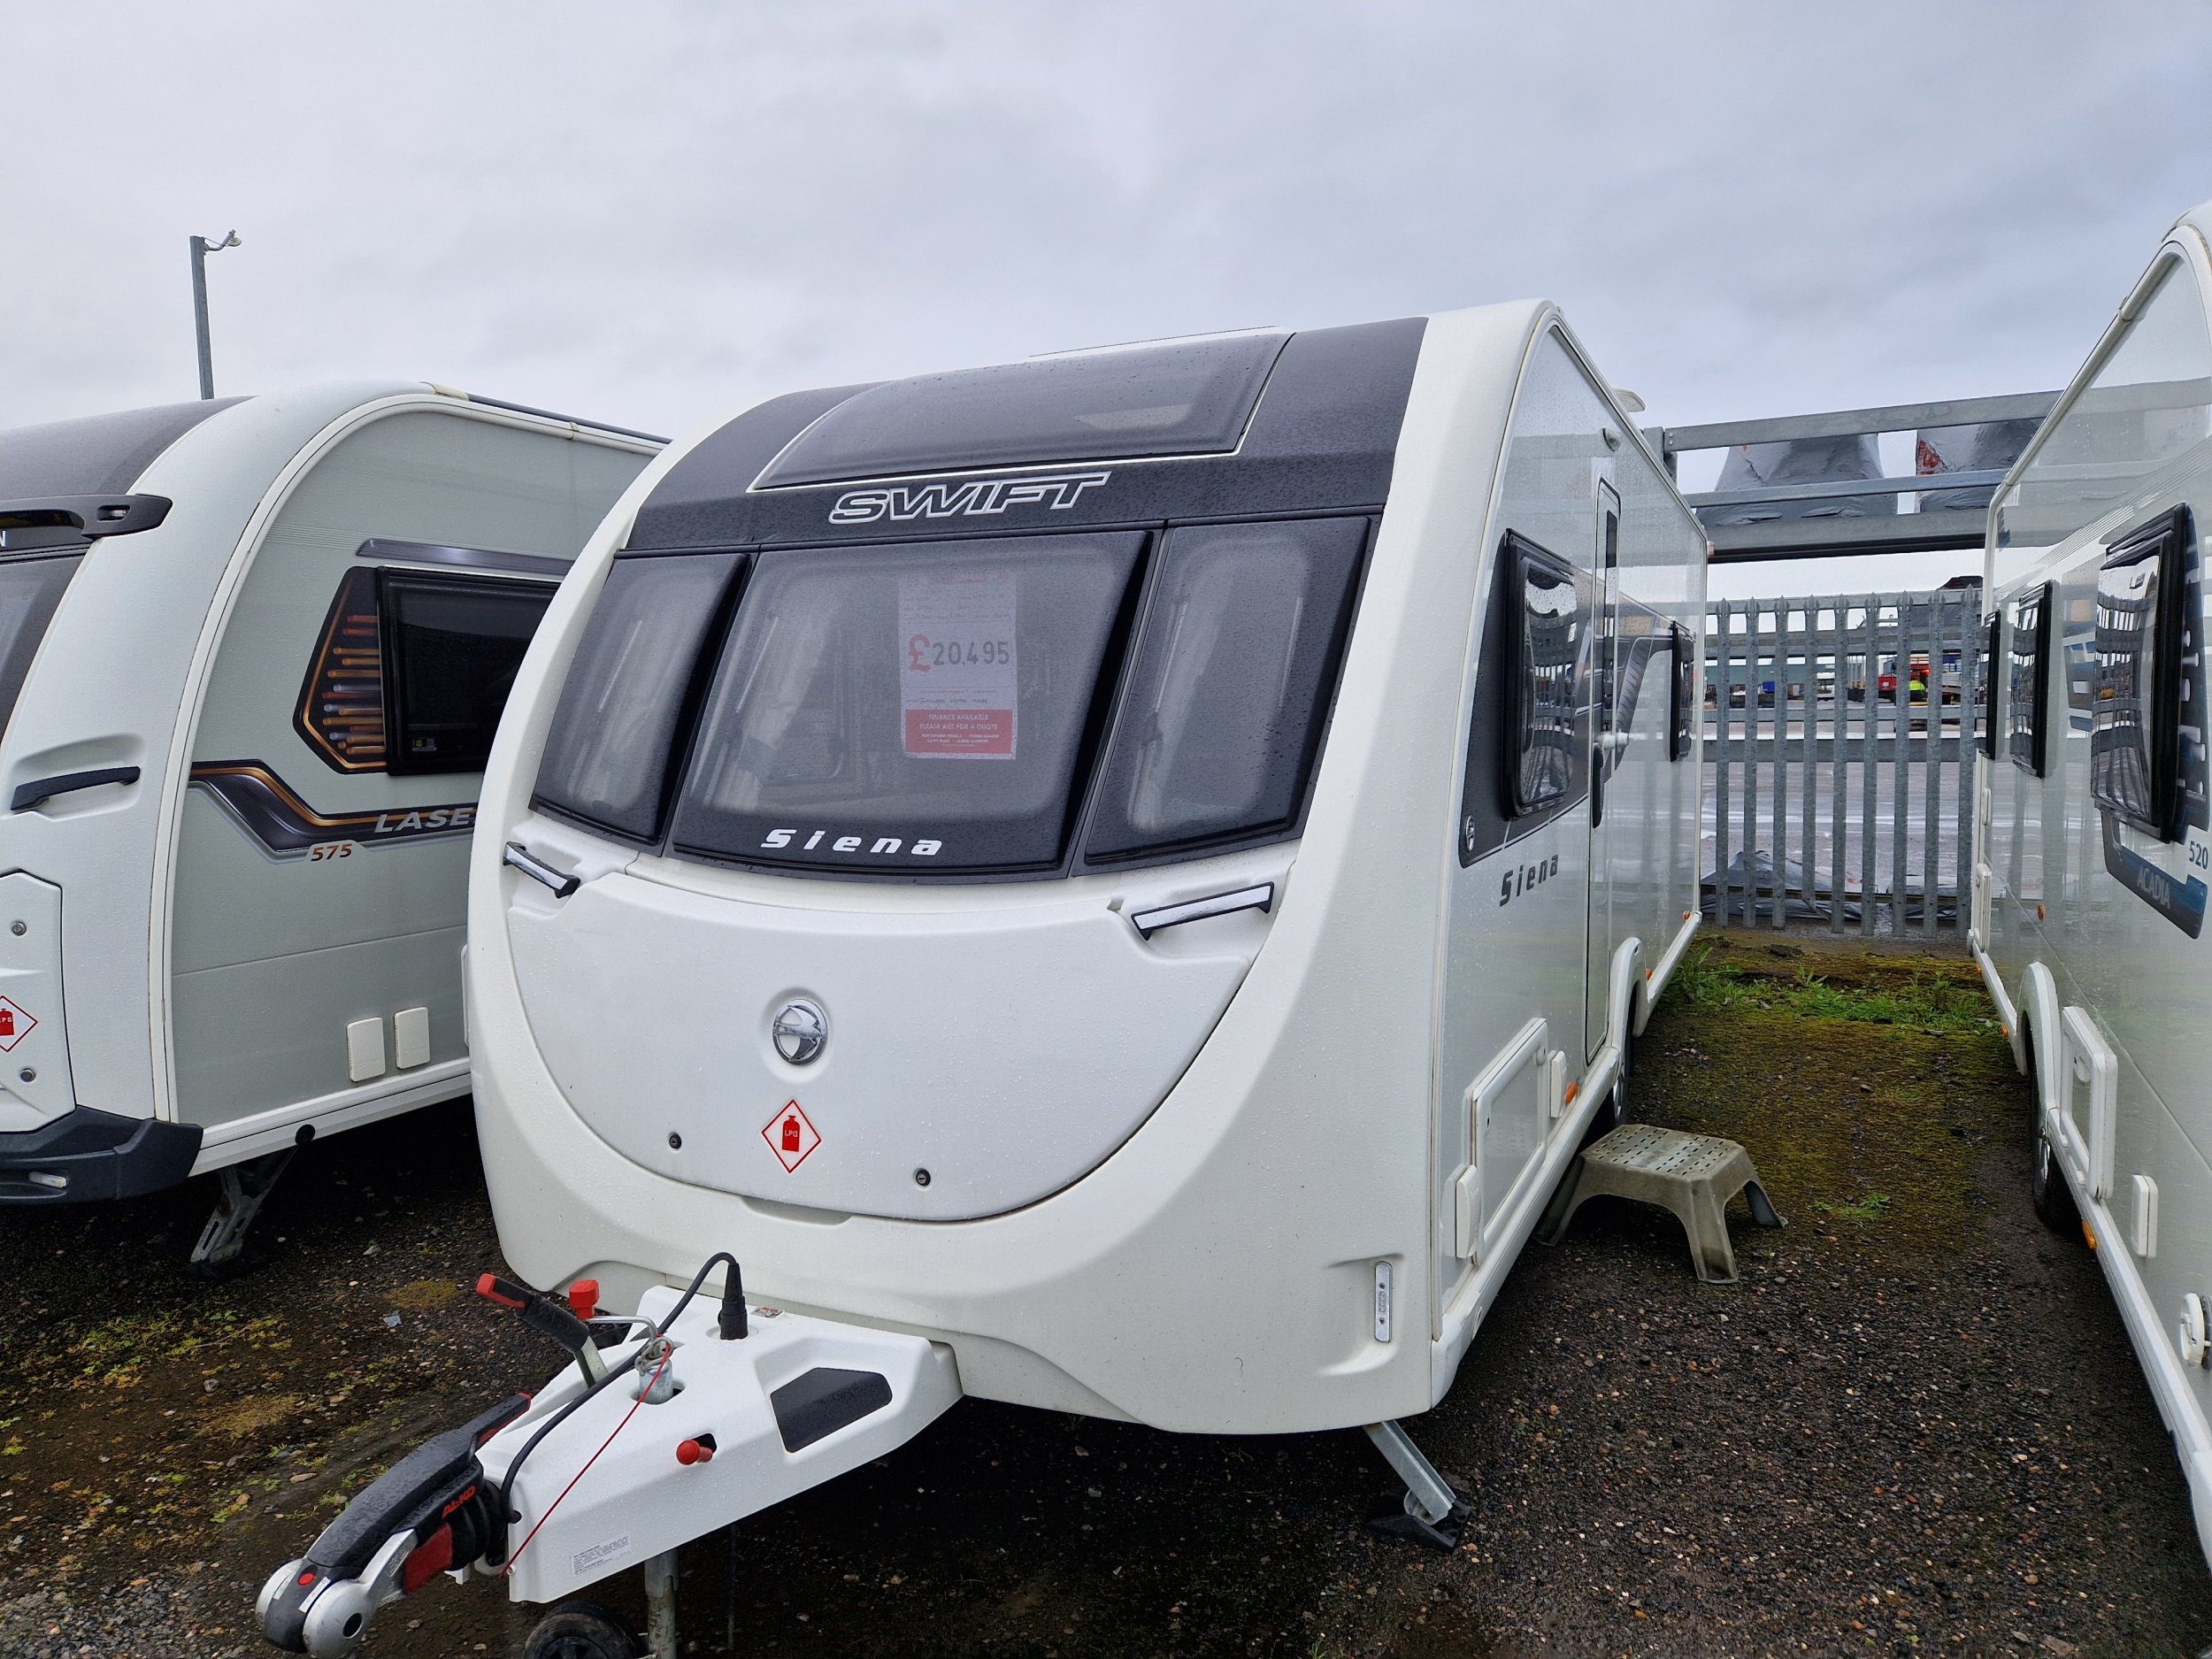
[2179,1293,2208,1369]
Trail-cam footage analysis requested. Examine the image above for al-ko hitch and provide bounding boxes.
[257,1255,959,1658]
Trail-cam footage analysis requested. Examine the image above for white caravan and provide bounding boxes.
[1974,200,2212,1569]
[0,387,656,1268]
[261,310,1706,1657]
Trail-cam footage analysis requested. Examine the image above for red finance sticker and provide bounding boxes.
[899,570,1017,759]
[0,995,37,1053]
[761,1100,820,1172]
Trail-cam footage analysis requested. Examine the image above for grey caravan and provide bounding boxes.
[1975,198,2212,1570]
[250,307,1700,1654]
[0,386,656,1267]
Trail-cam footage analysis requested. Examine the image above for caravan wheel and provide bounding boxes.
[1581,1033,1632,1148]
[522,1601,641,1659]
[2032,1134,2080,1236]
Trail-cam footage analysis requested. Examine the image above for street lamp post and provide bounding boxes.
[188,231,242,400]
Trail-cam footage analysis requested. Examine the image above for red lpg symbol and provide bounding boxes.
[761,1100,820,1173]
[0,996,36,1053]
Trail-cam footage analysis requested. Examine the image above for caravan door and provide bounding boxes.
[1583,480,1621,1061]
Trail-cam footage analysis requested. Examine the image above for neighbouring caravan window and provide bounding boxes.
[1083,518,1365,861]
[670,533,1143,872]
[0,554,81,741]
[1506,538,1586,816]
[2008,583,2053,776]
[380,572,557,775]
[2087,512,2190,837]
[2001,257,2212,550]
[534,552,747,841]
[297,568,387,771]
[1670,622,1695,762]
[754,334,1286,488]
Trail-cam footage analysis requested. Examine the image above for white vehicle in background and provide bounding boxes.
[262,305,1708,1656]
[1973,199,2212,1569]
[0,388,657,1270]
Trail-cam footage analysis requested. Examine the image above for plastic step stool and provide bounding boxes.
[1538,1124,1785,1283]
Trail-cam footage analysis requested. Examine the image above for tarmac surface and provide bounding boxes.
[3,936,2208,1657]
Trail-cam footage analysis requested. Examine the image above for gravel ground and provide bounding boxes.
[3,937,2209,1658]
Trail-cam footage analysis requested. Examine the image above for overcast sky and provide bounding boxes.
[10,3,2212,588]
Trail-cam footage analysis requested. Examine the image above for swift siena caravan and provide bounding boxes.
[261,310,1707,1656]
[0,388,656,1268]
[1975,201,2212,1569]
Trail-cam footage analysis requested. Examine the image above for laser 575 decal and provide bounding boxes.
[188,762,476,860]
[828,470,1109,525]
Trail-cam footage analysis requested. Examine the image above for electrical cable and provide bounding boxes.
[490,1251,741,1555]
[500,1348,671,1578]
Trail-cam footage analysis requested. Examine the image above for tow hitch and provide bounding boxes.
[257,1254,959,1657]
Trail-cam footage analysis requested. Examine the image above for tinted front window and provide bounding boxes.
[534,552,745,841]
[1084,518,1364,860]
[0,555,80,741]
[380,572,555,775]
[670,533,1143,872]
[755,335,1286,488]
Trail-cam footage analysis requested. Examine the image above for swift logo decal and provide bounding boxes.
[188,762,476,861]
[827,470,1110,525]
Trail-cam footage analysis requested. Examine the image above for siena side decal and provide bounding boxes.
[188,761,475,860]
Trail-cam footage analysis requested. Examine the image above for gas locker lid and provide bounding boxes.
[505,854,1273,1219]
[0,872,73,1132]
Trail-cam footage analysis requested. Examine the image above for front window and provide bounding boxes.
[1082,518,1365,860]
[669,533,1144,872]
[0,554,81,742]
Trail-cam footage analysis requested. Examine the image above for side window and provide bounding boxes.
[382,572,557,775]
[2088,512,2189,837]
[1669,622,1695,762]
[1506,538,1586,816]
[2007,583,2053,776]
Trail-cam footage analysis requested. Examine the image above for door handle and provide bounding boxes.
[11,766,141,812]
[503,841,580,898]
[1130,882,1274,938]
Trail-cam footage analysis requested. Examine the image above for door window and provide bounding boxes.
[2008,582,2054,777]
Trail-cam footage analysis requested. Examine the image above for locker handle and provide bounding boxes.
[11,766,140,812]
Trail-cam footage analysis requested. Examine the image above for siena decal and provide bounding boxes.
[188,761,476,860]
[827,470,1109,525]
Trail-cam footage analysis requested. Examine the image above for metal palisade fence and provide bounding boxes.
[1702,586,1984,934]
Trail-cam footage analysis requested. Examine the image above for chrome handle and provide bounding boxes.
[1130,881,1274,938]
[503,841,580,898]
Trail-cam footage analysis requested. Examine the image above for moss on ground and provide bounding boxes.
[1636,939,2018,1260]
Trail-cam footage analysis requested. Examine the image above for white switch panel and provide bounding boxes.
[394,1006,430,1070]
[346,1017,387,1082]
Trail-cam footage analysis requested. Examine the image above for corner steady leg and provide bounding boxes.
[642,1548,678,1659]
[1362,1420,1471,1550]
[188,1149,296,1279]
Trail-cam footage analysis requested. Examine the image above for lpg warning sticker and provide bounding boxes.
[0,996,37,1052]
[763,1099,821,1172]
[899,571,1017,759]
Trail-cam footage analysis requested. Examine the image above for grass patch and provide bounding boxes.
[1814,1193,1893,1222]
[1671,946,1997,1034]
